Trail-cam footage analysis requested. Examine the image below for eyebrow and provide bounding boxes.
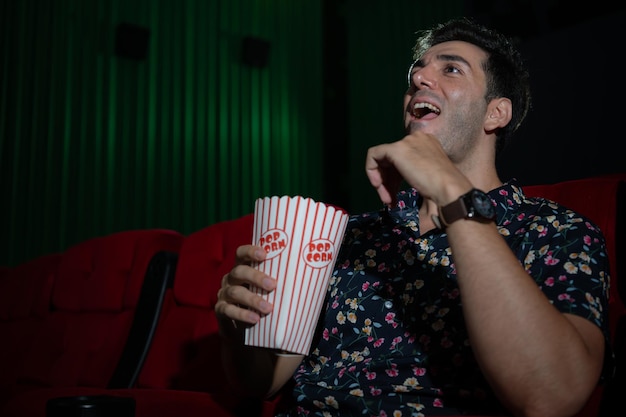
[413,53,471,69]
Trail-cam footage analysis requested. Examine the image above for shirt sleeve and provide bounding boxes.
[514,202,611,333]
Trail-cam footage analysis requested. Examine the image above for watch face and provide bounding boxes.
[470,190,496,219]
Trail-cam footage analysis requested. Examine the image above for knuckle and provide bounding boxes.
[230,264,243,278]
[225,284,239,299]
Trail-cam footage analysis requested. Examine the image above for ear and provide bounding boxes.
[484,97,512,131]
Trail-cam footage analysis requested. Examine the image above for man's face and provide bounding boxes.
[403,40,490,161]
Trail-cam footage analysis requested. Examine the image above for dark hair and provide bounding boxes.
[412,17,531,150]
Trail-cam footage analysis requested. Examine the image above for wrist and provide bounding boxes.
[435,188,496,228]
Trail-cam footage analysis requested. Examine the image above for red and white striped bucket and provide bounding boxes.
[245,195,349,355]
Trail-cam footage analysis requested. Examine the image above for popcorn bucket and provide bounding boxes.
[244,196,349,355]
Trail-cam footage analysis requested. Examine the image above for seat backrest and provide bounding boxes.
[135,214,254,398]
[11,229,183,395]
[0,253,60,402]
[523,175,626,417]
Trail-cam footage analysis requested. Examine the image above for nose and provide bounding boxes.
[409,67,435,90]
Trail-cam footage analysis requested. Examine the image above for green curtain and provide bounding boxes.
[1,0,324,266]
[1,0,464,267]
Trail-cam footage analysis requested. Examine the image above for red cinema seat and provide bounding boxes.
[0,229,184,417]
[0,253,60,404]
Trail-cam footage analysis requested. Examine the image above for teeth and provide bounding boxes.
[412,102,440,118]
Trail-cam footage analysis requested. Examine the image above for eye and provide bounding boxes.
[444,65,461,74]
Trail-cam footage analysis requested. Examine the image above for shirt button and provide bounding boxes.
[384,300,393,309]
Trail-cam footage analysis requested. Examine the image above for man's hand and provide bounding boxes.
[365,132,468,206]
[215,245,276,327]
[216,244,306,399]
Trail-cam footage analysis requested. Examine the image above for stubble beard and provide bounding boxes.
[439,107,485,164]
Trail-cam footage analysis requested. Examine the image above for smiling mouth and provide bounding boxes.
[412,102,441,118]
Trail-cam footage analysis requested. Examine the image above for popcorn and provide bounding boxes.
[245,196,349,355]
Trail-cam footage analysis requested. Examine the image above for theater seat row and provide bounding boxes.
[0,230,184,412]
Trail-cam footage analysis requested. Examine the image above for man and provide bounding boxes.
[216,17,611,417]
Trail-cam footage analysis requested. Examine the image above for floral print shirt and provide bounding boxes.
[276,181,611,417]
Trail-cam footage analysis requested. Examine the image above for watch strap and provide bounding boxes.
[438,195,468,227]
[435,188,496,228]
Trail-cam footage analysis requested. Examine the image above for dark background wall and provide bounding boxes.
[2,0,625,266]
[469,0,626,187]
[496,9,626,186]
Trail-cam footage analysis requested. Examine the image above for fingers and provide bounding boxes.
[365,133,460,205]
[234,244,267,265]
[215,244,276,325]
[365,144,403,206]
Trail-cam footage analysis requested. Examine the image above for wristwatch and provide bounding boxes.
[437,188,496,228]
